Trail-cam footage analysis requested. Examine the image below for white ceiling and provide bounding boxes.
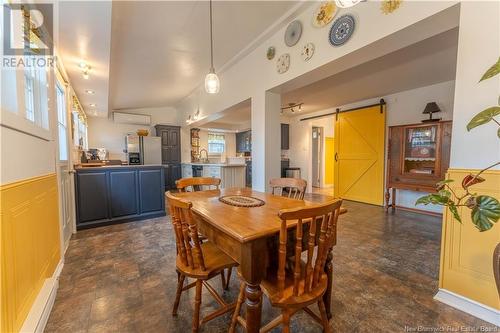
[58,1,112,117]
[201,99,251,130]
[108,1,299,110]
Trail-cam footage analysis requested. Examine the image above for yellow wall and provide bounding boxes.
[1,174,61,333]
[439,168,500,310]
[325,137,334,185]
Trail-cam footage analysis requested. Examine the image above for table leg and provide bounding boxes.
[385,188,391,212]
[324,247,334,319]
[391,188,396,212]
[244,282,263,333]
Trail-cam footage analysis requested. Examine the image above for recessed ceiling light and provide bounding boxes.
[89,103,96,107]
[85,89,95,94]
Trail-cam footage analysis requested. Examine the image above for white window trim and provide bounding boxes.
[207,132,226,155]
[56,82,68,162]
[0,65,51,141]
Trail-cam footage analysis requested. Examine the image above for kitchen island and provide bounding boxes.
[181,163,246,188]
[75,164,165,229]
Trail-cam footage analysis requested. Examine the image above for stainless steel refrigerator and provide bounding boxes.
[125,135,161,165]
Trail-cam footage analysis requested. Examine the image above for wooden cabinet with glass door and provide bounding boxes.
[386,121,452,212]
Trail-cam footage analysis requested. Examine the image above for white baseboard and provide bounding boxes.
[20,259,64,333]
[434,289,500,326]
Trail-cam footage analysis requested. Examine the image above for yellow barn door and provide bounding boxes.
[334,105,385,205]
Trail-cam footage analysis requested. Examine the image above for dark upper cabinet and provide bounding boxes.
[155,125,181,190]
[281,123,289,150]
[76,172,109,223]
[236,130,252,153]
[109,170,138,217]
[155,125,181,164]
[236,132,244,153]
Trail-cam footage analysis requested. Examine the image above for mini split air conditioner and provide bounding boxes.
[113,112,151,125]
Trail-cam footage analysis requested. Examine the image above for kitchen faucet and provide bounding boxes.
[199,149,209,163]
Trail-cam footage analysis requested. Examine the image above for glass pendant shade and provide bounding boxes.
[335,0,362,8]
[205,70,220,94]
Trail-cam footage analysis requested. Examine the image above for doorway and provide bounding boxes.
[334,105,385,205]
[56,82,74,249]
[312,127,323,188]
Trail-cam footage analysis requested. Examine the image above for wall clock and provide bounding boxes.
[329,15,355,46]
[276,54,290,74]
[312,1,338,28]
[284,20,302,47]
[301,43,315,61]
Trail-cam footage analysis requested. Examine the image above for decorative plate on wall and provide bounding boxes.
[312,1,338,28]
[301,43,315,61]
[276,53,290,74]
[381,0,403,14]
[284,20,303,47]
[329,14,355,46]
[266,46,276,60]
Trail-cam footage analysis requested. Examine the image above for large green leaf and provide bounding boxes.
[470,195,500,231]
[448,205,462,223]
[466,107,500,131]
[416,193,451,206]
[497,127,500,139]
[479,57,500,82]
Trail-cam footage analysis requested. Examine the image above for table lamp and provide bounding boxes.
[422,102,441,123]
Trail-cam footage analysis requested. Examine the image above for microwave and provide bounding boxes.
[128,152,141,165]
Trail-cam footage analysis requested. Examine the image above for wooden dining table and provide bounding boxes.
[174,187,346,333]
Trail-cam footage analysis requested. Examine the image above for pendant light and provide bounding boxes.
[335,0,362,8]
[204,0,220,94]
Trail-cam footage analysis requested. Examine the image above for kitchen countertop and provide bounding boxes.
[75,164,164,170]
[182,162,246,167]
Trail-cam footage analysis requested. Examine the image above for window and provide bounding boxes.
[23,62,49,129]
[72,111,88,149]
[56,84,68,161]
[208,133,225,154]
[24,67,35,122]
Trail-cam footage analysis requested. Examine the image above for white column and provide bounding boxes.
[449,1,500,169]
[251,91,281,192]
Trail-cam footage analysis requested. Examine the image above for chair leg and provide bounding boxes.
[282,309,291,333]
[172,273,185,316]
[229,282,245,333]
[220,271,226,290]
[224,267,233,290]
[193,280,202,333]
[318,299,331,333]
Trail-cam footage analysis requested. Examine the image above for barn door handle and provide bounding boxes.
[334,153,338,162]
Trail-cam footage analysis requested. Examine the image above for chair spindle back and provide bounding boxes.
[176,177,221,192]
[277,199,342,297]
[270,178,307,200]
[166,191,206,271]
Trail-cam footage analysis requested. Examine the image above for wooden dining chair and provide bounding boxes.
[176,177,221,192]
[270,178,307,200]
[166,192,238,333]
[229,199,343,333]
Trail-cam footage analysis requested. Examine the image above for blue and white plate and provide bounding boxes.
[329,15,355,46]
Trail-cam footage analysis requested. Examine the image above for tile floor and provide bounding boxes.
[45,200,497,332]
